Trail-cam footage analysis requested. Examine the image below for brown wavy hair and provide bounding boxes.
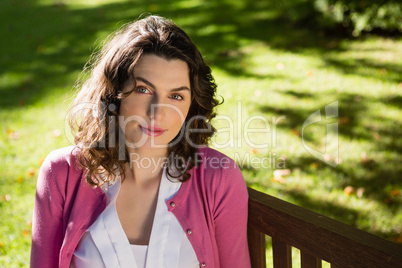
[68,15,221,186]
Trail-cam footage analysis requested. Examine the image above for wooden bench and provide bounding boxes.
[247,187,402,268]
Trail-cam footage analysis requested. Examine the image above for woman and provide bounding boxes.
[30,15,250,268]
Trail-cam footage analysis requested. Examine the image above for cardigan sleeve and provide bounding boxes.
[213,159,251,268]
[30,152,65,268]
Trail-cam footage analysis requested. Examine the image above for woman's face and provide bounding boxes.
[119,54,191,153]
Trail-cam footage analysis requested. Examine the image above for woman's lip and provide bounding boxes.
[140,126,166,137]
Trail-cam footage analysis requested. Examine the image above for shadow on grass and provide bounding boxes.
[0,0,350,109]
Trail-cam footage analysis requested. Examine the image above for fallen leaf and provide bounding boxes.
[0,241,3,248]
[16,177,24,183]
[339,117,349,125]
[356,187,365,198]
[271,177,285,184]
[373,132,381,141]
[323,154,332,161]
[307,71,314,77]
[290,128,300,136]
[38,157,45,165]
[378,68,386,75]
[250,148,258,155]
[310,162,318,169]
[52,129,61,138]
[344,186,354,196]
[276,62,285,70]
[273,169,291,177]
[3,195,11,201]
[22,230,30,237]
[27,168,36,177]
[6,129,20,140]
[389,189,400,197]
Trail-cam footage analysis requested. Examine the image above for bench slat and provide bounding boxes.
[272,238,292,268]
[248,227,266,268]
[301,250,322,268]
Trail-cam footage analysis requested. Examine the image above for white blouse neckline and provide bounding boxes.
[71,166,199,268]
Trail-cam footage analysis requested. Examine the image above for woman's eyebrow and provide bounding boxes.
[135,76,190,92]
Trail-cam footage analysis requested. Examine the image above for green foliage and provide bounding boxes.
[313,0,402,36]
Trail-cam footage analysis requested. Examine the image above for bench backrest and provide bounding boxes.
[247,187,402,268]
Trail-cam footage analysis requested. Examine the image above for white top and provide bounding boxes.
[70,168,199,268]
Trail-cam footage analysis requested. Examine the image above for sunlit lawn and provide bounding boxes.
[0,0,401,266]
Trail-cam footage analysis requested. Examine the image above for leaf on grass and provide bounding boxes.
[339,117,350,125]
[378,68,386,75]
[38,157,45,166]
[52,129,61,138]
[335,157,342,164]
[276,62,285,70]
[389,189,400,197]
[250,148,258,155]
[272,169,291,184]
[6,129,20,140]
[0,241,3,248]
[271,176,285,184]
[344,186,354,196]
[273,169,291,177]
[373,132,381,141]
[310,162,318,169]
[22,230,30,237]
[27,168,36,177]
[2,195,11,201]
[254,90,262,97]
[290,128,300,136]
[323,154,332,161]
[16,177,24,183]
[356,187,365,198]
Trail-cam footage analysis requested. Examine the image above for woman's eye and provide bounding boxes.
[171,94,183,100]
[136,87,149,94]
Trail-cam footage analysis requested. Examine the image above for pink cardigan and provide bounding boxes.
[30,146,251,268]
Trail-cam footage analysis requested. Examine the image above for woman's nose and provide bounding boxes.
[147,96,165,121]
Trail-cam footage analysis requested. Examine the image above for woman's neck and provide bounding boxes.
[123,147,167,187]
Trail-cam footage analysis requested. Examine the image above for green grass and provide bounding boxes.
[0,0,401,266]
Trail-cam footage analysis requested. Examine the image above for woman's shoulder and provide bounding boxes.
[196,146,238,171]
[39,145,83,183]
[42,145,80,169]
[194,146,244,187]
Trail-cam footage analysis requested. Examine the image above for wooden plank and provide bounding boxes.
[301,250,322,268]
[272,238,292,268]
[247,226,266,268]
[247,187,402,268]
